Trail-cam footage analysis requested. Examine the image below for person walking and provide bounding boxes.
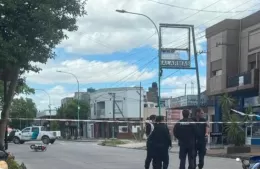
[145,115,156,169]
[192,108,209,169]
[149,116,172,169]
[174,109,197,169]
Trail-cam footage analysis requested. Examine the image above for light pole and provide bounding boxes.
[57,70,80,138]
[35,89,51,129]
[116,9,162,116]
[35,89,51,119]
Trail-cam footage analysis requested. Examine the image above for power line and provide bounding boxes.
[164,0,257,48]
[118,61,157,87]
[148,0,256,13]
[113,57,157,87]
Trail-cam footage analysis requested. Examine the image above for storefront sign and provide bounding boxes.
[170,94,211,108]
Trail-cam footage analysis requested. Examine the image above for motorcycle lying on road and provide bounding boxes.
[30,144,47,152]
[236,156,260,169]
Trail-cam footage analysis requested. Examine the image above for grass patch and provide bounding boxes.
[100,139,128,147]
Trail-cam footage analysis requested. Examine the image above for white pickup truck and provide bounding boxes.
[13,126,56,144]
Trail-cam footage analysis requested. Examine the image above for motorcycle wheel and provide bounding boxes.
[30,145,35,149]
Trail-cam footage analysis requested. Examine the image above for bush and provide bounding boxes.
[100,139,128,146]
[6,154,27,169]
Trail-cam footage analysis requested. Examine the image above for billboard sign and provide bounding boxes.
[160,48,191,69]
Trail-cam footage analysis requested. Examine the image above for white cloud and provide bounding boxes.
[161,74,206,97]
[24,58,156,84]
[57,0,259,55]
[16,86,74,111]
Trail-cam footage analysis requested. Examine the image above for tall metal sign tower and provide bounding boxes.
[159,24,201,108]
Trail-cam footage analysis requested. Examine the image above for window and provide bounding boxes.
[249,61,256,69]
[32,127,39,133]
[212,69,222,76]
[22,128,31,133]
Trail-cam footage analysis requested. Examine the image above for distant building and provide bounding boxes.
[89,87,145,139]
[35,109,58,126]
[143,101,166,120]
[61,97,73,107]
[37,109,57,118]
[74,92,90,102]
[146,82,158,103]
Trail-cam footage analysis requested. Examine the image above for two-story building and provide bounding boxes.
[206,10,260,143]
[89,87,145,139]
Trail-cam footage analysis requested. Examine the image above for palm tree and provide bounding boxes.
[220,93,235,121]
[220,94,245,146]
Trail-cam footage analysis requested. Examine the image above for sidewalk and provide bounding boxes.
[116,142,260,159]
[59,138,103,142]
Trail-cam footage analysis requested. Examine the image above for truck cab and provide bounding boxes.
[13,126,56,144]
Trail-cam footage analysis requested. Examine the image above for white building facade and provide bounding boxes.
[88,87,145,139]
[90,87,144,119]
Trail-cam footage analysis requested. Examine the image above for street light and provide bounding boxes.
[56,70,80,138]
[35,89,51,120]
[116,9,162,116]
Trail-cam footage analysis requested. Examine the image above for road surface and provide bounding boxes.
[8,141,241,169]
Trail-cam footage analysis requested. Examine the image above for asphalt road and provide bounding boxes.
[8,141,241,169]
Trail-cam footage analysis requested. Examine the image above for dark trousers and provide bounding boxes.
[179,146,195,169]
[153,148,169,169]
[145,147,153,169]
[195,142,206,169]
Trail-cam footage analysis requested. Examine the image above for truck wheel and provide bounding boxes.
[13,137,20,144]
[42,136,50,144]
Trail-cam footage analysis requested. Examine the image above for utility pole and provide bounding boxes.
[192,26,201,107]
[109,93,116,138]
[185,84,187,96]
[136,82,143,141]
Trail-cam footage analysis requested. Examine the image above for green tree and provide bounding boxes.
[0,0,87,150]
[0,79,35,109]
[220,94,253,146]
[50,121,59,131]
[9,97,37,129]
[57,99,90,120]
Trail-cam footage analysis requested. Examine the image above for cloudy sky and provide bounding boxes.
[19,0,260,111]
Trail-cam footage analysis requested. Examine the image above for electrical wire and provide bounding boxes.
[148,0,256,13]
[163,0,257,48]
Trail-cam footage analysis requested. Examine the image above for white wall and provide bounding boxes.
[90,88,144,119]
[240,22,260,72]
[209,31,224,62]
[143,107,166,120]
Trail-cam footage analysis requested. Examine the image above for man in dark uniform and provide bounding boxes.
[192,108,209,169]
[149,116,172,169]
[174,109,197,169]
[145,115,156,169]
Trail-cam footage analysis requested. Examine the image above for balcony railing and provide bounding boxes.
[227,70,252,88]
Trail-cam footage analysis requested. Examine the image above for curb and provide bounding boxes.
[59,139,101,142]
[99,144,250,159]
